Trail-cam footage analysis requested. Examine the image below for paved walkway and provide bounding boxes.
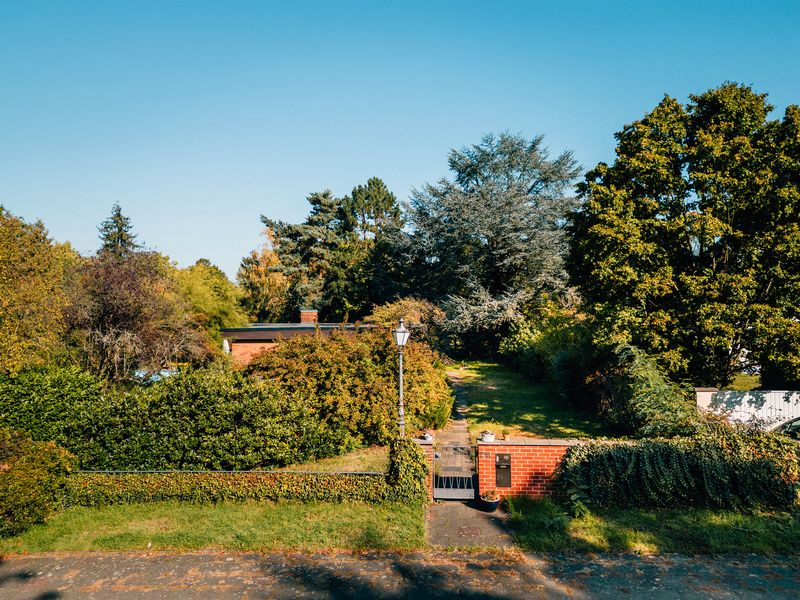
[1,551,797,599]
[426,373,515,548]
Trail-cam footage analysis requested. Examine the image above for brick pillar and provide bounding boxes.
[414,439,435,500]
[477,439,578,499]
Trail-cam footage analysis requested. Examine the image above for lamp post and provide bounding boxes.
[392,318,410,437]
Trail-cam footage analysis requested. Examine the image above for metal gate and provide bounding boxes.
[433,445,476,500]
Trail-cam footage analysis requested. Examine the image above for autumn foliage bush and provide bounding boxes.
[246,328,453,448]
[0,428,74,536]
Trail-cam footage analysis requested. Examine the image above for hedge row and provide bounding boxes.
[64,472,390,506]
[62,438,429,508]
[557,427,800,510]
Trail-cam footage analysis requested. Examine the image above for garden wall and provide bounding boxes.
[476,439,577,498]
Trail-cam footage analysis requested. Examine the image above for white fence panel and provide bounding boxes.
[696,389,800,428]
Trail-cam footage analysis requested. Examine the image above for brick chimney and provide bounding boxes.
[300,309,318,324]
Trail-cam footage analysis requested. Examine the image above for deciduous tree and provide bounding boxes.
[568,83,800,387]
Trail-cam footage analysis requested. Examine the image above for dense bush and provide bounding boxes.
[64,437,429,507]
[0,428,74,536]
[365,297,446,351]
[0,364,334,470]
[501,309,698,437]
[385,438,429,502]
[557,426,800,510]
[246,329,453,447]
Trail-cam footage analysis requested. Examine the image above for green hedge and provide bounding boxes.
[0,428,75,536]
[62,438,429,508]
[0,364,338,470]
[63,472,390,506]
[557,427,800,510]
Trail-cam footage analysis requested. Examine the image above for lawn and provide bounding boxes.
[448,361,605,439]
[280,446,389,473]
[0,501,425,554]
[506,497,800,554]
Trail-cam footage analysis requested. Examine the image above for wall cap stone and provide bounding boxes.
[477,439,580,446]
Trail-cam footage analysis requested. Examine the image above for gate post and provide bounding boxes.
[413,437,435,500]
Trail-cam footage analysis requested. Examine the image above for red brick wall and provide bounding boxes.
[230,341,278,365]
[477,440,576,499]
[414,440,435,500]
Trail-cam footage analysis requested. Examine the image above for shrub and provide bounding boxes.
[365,297,446,351]
[246,329,453,447]
[385,438,429,502]
[64,438,430,507]
[0,364,335,470]
[557,427,800,510]
[63,472,390,506]
[501,311,699,437]
[0,428,74,536]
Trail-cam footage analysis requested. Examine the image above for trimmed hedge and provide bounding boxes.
[62,438,429,508]
[63,472,390,507]
[0,428,75,536]
[0,364,337,470]
[557,426,800,510]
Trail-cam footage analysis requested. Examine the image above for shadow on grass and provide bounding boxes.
[506,497,800,555]
[451,362,606,439]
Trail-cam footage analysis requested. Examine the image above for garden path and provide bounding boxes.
[425,373,513,548]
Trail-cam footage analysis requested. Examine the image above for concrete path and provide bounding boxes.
[427,502,513,548]
[1,551,797,599]
[426,372,515,548]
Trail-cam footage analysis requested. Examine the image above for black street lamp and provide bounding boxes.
[392,318,410,437]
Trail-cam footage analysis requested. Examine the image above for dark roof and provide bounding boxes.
[220,323,363,342]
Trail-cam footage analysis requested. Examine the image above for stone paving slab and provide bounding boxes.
[428,501,514,548]
[1,551,798,599]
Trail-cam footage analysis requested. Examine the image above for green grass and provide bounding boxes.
[448,362,605,439]
[507,497,800,554]
[280,446,389,473]
[0,500,425,554]
[726,372,761,391]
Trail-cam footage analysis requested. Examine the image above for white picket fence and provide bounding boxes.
[696,389,800,428]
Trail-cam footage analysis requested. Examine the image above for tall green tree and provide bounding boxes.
[0,208,67,372]
[98,203,139,258]
[407,132,581,301]
[175,259,248,345]
[405,132,580,353]
[259,177,404,321]
[568,83,800,387]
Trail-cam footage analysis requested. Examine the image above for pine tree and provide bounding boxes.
[98,203,139,258]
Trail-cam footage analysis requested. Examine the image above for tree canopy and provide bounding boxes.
[568,83,800,387]
[0,208,67,372]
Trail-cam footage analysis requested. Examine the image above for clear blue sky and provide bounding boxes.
[2,1,799,278]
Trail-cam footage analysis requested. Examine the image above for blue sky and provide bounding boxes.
[2,1,799,277]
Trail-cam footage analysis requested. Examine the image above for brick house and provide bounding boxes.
[220,309,360,365]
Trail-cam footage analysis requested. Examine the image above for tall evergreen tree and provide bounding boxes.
[98,203,139,258]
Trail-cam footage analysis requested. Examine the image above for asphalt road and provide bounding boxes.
[1,550,797,599]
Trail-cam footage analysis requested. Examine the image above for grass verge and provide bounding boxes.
[0,500,425,554]
[507,497,800,554]
[448,362,605,439]
[279,446,389,473]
